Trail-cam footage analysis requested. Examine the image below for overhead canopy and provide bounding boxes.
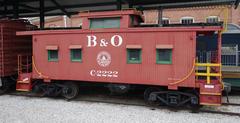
[0,0,238,18]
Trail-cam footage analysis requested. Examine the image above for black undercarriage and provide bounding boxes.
[30,80,199,107]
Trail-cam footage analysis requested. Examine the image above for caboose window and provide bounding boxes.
[90,17,120,29]
[48,50,58,61]
[71,49,82,62]
[127,49,142,64]
[157,49,172,64]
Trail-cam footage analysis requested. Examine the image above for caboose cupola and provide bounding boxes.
[79,9,144,29]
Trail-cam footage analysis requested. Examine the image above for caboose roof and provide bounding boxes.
[79,9,142,17]
[79,9,143,19]
[17,26,222,36]
[78,9,144,22]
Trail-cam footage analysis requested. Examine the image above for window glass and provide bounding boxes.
[181,17,194,24]
[127,49,141,63]
[162,18,170,25]
[157,49,172,64]
[48,50,58,61]
[90,17,120,29]
[71,49,82,62]
[206,16,219,23]
[104,18,120,28]
[90,19,103,29]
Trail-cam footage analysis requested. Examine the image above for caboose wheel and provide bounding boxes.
[108,84,130,94]
[0,86,8,95]
[0,78,9,95]
[144,87,162,106]
[61,82,79,100]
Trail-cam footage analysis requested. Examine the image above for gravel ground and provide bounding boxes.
[0,95,239,123]
[218,96,240,113]
[223,96,240,104]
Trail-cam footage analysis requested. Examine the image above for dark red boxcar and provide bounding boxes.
[0,20,34,93]
[17,10,223,106]
[0,20,35,90]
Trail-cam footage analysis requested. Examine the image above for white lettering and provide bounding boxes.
[90,70,118,78]
[86,35,123,47]
[87,35,97,47]
[111,35,123,47]
[90,70,96,76]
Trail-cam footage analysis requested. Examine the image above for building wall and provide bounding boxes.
[30,5,240,27]
[31,16,82,28]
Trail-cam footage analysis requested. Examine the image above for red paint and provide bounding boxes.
[17,10,223,105]
[16,73,32,91]
[17,10,222,89]
[0,20,34,77]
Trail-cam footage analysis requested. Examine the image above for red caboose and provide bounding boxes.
[17,10,223,106]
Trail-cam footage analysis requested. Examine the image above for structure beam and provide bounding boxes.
[13,0,19,19]
[44,2,117,12]
[0,0,236,17]
[19,4,39,12]
[40,0,45,29]
[3,0,8,18]
[235,0,240,9]
[18,12,78,18]
[50,0,71,17]
[116,0,122,10]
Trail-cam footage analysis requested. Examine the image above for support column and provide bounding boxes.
[128,3,133,8]
[158,7,163,27]
[218,31,222,63]
[13,0,19,19]
[217,31,222,82]
[3,0,8,18]
[116,0,122,10]
[40,0,45,29]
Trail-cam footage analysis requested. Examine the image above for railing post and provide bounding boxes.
[236,45,239,66]
[27,56,29,73]
[17,55,22,75]
[196,63,221,85]
[207,64,211,84]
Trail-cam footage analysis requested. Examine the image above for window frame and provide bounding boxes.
[127,49,142,64]
[206,16,219,23]
[156,49,173,64]
[89,17,121,29]
[48,50,59,62]
[180,17,194,24]
[162,17,170,25]
[70,49,82,62]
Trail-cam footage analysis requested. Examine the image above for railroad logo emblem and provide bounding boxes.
[97,51,111,67]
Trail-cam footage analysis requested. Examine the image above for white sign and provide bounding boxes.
[204,84,215,89]
[90,70,118,78]
[87,35,123,47]
[97,51,111,67]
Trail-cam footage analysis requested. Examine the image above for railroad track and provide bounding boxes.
[222,102,240,106]
[6,91,240,117]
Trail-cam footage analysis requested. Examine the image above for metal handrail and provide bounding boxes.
[195,63,222,84]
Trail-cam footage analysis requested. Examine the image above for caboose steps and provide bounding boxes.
[198,82,222,106]
[16,73,32,92]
